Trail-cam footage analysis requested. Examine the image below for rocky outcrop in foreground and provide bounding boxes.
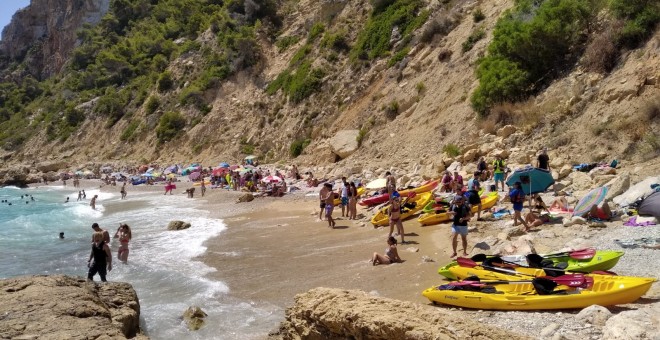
[269,287,529,340]
[0,275,147,339]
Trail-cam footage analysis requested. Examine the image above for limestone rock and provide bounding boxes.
[605,172,630,201]
[0,166,30,186]
[613,176,660,207]
[602,303,659,339]
[183,306,207,331]
[0,275,144,339]
[35,160,68,173]
[329,130,360,159]
[270,288,527,340]
[540,322,560,337]
[490,149,510,159]
[237,193,254,203]
[463,148,478,162]
[568,171,592,191]
[167,220,192,230]
[497,125,517,138]
[558,165,572,179]
[576,305,612,326]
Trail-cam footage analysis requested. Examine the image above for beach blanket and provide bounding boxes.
[492,209,512,219]
[624,216,658,227]
[614,238,660,249]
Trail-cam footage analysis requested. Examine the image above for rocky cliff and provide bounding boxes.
[269,287,530,340]
[0,0,657,179]
[0,0,109,80]
[0,275,147,339]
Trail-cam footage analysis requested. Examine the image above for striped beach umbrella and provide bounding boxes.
[573,187,608,217]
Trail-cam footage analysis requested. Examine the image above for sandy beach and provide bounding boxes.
[84,177,659,338]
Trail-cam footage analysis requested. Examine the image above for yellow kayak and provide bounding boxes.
[422,274,656,310]
[193,180,211,187]
[417,193,498,226]
[371,192,432,227]
[333,187,366,206]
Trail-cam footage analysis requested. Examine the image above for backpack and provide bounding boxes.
[493,159,504,171]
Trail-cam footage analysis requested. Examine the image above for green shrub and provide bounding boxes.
[416,81,426,94]
[610,0,660,47]
[384,100,399,118]
[308,22,325,42]
[461,28,485,53]
[144,96,160,114]
[443,143,460,157]
[470,57,529,116]
[157,71,174,92]
[265,69,291,95]
[156,111,186,143]
[351,0,428,61]
[473,8,485,22]
[471,0,593,114]
[387,47,410,67]
[290,44,312,66]
[289,138,311,157]
[321,30,349,51]
[287,62,325,103]
[276,35,300,52]
[357,128,368,146]
[120,120,140,141]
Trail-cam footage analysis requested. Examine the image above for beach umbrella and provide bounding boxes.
[573,187,608,217]
[245,155,257,160]
[505,167,554,195]
[83,170,93,176]
[143,173,154,178]
[166,173,177,179]
[243,164,256,169]
[365,178,387,190]
[229,165,240,170]
[219,162,230,168]
[189,172,201,180]
[262,175,282,183]
[75,170,84,176]
[212,167,228,176]
[152,172,162,177]
[146,168,155,173]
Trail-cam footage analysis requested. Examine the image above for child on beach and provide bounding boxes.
[323,183,336,228]
[371,236,402,265]
[87,231,112,282]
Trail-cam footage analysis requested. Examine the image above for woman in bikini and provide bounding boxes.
[114,223,132,264]
[371,236,402,265]
[388,194,405,244]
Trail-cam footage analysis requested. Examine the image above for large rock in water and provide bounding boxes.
[183,306,207,331]
[269,287,528,340]
[0,275,147,339]
[329,130,360,159]
[168,220,191,230]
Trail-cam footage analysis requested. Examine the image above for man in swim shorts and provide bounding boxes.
[492,155,507,191]
[319,184,328,220]
[323,183,336,228]
[340,177,349,217]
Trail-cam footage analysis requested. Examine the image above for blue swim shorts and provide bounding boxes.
[341,197,349,206]
[493,172,504,182]
[451,224,468,236]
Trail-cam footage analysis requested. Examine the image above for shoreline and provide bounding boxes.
[27,177,659,338]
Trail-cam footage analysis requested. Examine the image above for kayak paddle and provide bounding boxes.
[542,248,596,260]
[450,274,589,288]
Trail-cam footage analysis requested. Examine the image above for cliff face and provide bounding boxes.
[0,275,147,339]
[0,0,109,80]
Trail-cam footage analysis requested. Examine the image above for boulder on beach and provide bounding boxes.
[237,193,255,203]
[167,220,191,230]
[268,287,527,340]
[329,130,360,159]
[0,275,145,339]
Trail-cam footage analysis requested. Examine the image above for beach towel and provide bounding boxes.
[492,209,512,219]
[623,216,658,227]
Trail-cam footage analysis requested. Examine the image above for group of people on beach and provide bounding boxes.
[318,177,361,228]
[87,222,132,282]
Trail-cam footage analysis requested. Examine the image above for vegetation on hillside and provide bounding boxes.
[0,0,280,149]
[470,0,659,116]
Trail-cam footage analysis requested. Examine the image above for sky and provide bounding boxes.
[0,0,31,40]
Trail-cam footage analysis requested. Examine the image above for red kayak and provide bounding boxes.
[358,180,439,206]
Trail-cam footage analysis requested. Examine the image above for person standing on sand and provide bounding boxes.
[318,183,328,221]
[87,231,112,282]
[449,195,472,258]
[114,223,132,264]
[388,192,405,244]
[509,182,529,231]
[90,195,98,209]
[323,183,336,228]
[91,223,111,244]
[348,182,358,220]
[201,180,206,197]
[492,155,507,192]
[385,171,396,198]
[340,177,349,218]
[120,183,127,200]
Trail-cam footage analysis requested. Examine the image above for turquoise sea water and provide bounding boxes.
[0,185,280,339]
